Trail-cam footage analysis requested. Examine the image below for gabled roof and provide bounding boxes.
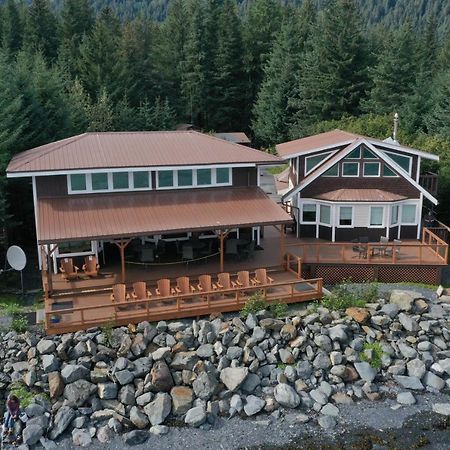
[316,189,407,202]
[7,131,280,175]
[276,129,439,161]
[213,132,251,145]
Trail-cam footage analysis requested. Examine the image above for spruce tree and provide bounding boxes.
[66,78,90,134]
[2,0,24,56]
[87,88,114,131]
[425,70,450,137]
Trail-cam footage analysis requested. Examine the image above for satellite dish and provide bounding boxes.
[6,245,27,271]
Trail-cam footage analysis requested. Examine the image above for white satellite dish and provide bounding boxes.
[6,245,27,271]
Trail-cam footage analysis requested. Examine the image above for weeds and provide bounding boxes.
[100,319,115,346]
[269,302,288,318]
[9,382,35,408]
[321,280,379,311]
[360,342,384,369]
[240,292,267,319]
[11,314,29,333]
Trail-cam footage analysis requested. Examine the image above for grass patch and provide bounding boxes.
[9,382,35,408]
[321,280,379,311]
[269,302,288,318]
[266,164,288,175]
[240,293,289,319]
[100,319,115,346]
[360,342,384,369]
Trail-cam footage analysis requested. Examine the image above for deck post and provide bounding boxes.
[219,231,225,273]
[279,224,285,266]
[114,239,132,283]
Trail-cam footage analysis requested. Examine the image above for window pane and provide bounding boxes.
[305,152,331,172]
[133,171,149,189]
[178,169,193,186]
[402,205,416,223]
[384,165,397,177]
[113,172,129,189]
[339,207,352,226]
[197,168,212,185]
[158,170,173,187]
[324,164,338,176]
[391,205,399,225]
[385,152,410,172]
[216,168,230,184]
[320,205,331,225]
[92,173,108,190]
[363,162,380,176]
[70,174,86,191]
[346,148,361,159]
[362,148,377,159]
[302,204,316,222]
[370,207,383,226]
[342,162,359,176]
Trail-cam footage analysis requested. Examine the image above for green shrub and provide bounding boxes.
[321,281,379,311]
[269,302,288,318]
[11,314,28,333]
[360,342,384,369]
[240,292,267,319]
[9,382,35,408]
[100,320,115,346]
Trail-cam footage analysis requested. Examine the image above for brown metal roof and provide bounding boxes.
[8,131,279,174]
[213,132,251,144]
[315,189,407,202]
[276,130,359,157]
[37,187,292,243]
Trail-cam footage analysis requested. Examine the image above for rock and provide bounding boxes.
[119,384,135,405]
[227,346,244,360]
[313,352,331,370]
[241,373,261,394]
[115,369,134,385]
[171,351,199,370]
[332,393,353,404]
[49,406,76,440]
[244,395,266,416]
[397,392,416,405]
[394,375,424,390]
[314,335,332,352]
[414,299,429,314]
[398,313,419,332]
[152,346,171,361]
[318,415,337,430]
[220,367,248,391]
[97,425,114,443]
[184,406,206,427]
[25,403,45,417]
[433,403,450,416]
[380,304,400,318]
[72,429,92,447]
[232,317,248,333]
[98,383,118,400]
[171,386,194,415]
[321,403,339,417]
[423,371,445,391]
[279,348,295,364]
[48,372,64,399]
[274,383,301,408]
[150,425,169,436]
[193,372,219,400]
[123,430,149,445]
[259,318,284,331]
[310,388,328,405]
[398,342,417,359]
[328,325,348,342]
[151,360,174,392]
[407,359,426,379]
[23,424,44,446]
[196,344,214,359]
[144,393,171,426]
[346,307,370,323]
[390,290,422,312]
[130,406,149,429]
[354,362,377,382]
[64,380,96,407]
[61,365,90,383]
[40,437,58,450]
[37,339,56,354]
[42,354,59,373]
[280,324,297,340]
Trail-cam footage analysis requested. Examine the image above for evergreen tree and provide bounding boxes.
[87,88,114,131]
[2,0,24,56]
[362,24,417,115]
[425,70,450,137]
[150,97,176,130]
[79,7,121,100]
[210,0,246,131]
[292,0,368,135]
[26,0,59,61]
[114,96,137,130]
[66,78,90,134]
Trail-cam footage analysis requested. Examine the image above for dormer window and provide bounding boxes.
[305,151,333,174]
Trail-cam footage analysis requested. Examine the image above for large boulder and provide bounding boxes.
[48,372,64,399]
[220,367,248,391]
[144,393,171,426]
[61,365,90,383]
[23,424,44,446]
[64,379,96,407]
[184,406,206,427]
[171,386,194,415]
[274,383,301,408]
[49,406,76,440]
[390,290,422,312]
[192,372,219,400]
[151,360,174,392]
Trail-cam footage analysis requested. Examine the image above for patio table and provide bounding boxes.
[370,245,387,257]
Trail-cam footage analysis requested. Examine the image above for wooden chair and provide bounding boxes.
[156,278,174,297]
[132,281,152,300]
[197,274,214,292]
[175,277,196,295]
[252,268,274,285]
[232,271,251,288]
[60,258,79,281]
[110,283,130,311]
[215,272,232,290]
[82,255,100,277]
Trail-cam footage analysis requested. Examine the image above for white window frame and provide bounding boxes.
[401,203,417,225]
[301,203,317,224]
[363,162,381,177]
[383,150,412,175]
[390,204,399,226]
[304,151,334,175]
[368,206,384,228]
[338,206,354,228]
[68,173,87,192]
[342,161,360,177]
[319,204,331,227]
[156,167,232,190]
[383,164,399,177]
[323,164,339,177]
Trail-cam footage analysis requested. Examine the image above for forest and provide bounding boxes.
[0,0,449,241]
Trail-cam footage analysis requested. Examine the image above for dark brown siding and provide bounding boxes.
[335,227,385,242]
[36,175,68,198]
[318,226,332,240]
[232,168,257,187]
[299,224,316,238]
[400,225,418,239]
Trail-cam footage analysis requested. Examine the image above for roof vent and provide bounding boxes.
[393,112,399,143]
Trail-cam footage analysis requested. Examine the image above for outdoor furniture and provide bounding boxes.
[132,281,152,300]
[385,239,402,258]
[252,268,274,285]
[82,255,100,277]
[225,239,239,259]
[182,245,195,264]
[197,274,214,292]
[156,278,174,297]
[139,247,155,264]
[111,283,130,310]
[241,240,256,260]
[232,271,251,288]
[60,258,80,281]
[215,272,232,290]
[351,240,367,259]
[175,277,196,295]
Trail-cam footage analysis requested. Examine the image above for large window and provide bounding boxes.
[178,169,193,187]
[342,162,359,177]
[70,174,86,191]
[391,205,399,225]
[320,205,331,225]
[323,164,339,177]
[363,162,380,177]
[339,206,353,227]
[345,148,361,159]
[302,204,316,223]
[305,152,333,174]
[383,151,412,174]
[113,172,129,190]
[133,171,150,189]
[92,173,108,190]
[362,148,377,159]
[216,168,230,184]
[369,206,384,227]
[197,168,212,185]
[401,205,416,224]
[383,165,398,177]
[158,170,174,188]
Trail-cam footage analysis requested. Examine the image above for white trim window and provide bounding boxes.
[319,204,331,226]
[369,206,384,227]
[323,164,339,177]
[301,203,317,223]
[401,204,417,224]
[305,151,333,175]
[363,162,380,177]
[383,165,398,177]
[342,161,359,177]
[382,150,412,175]
[156,167,232,190]
[390,204,399,226]
[338,206,353,227]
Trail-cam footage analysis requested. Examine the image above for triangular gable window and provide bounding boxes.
[345,147,361,159]
[381,150,412,175]
[362,147,377,159]
[305,151,333,174]
[323,164,339,177]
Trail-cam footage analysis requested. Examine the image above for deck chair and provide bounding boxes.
[110,283,130,310]
[175,277,196,295]
[197,274,214,292]
[232,271,251,288]
[60,258,79,281]
[132,281,152,300]
[156,278,175,297]
[252,268,274,285]
[385,239,402,259]
[82,255,100,277]
[215,272,232,290]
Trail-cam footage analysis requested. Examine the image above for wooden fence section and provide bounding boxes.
[426,221,450,245]
[422,227,449,263]
[45,277,323,335]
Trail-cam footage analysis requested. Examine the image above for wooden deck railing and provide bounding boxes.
[422,227,449,263]
[285,252,302,278]
[45,277,323,335]
[426,221,450,244]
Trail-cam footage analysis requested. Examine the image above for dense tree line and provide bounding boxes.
[0,0,449,238]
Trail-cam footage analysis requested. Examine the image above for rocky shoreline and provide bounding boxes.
[2,287,450,448]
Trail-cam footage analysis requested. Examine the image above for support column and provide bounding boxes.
[219,231,225,273]
[280,224,286,266]
[114,239,132,283]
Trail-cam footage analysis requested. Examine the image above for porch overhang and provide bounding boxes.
[37,186,292,244]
